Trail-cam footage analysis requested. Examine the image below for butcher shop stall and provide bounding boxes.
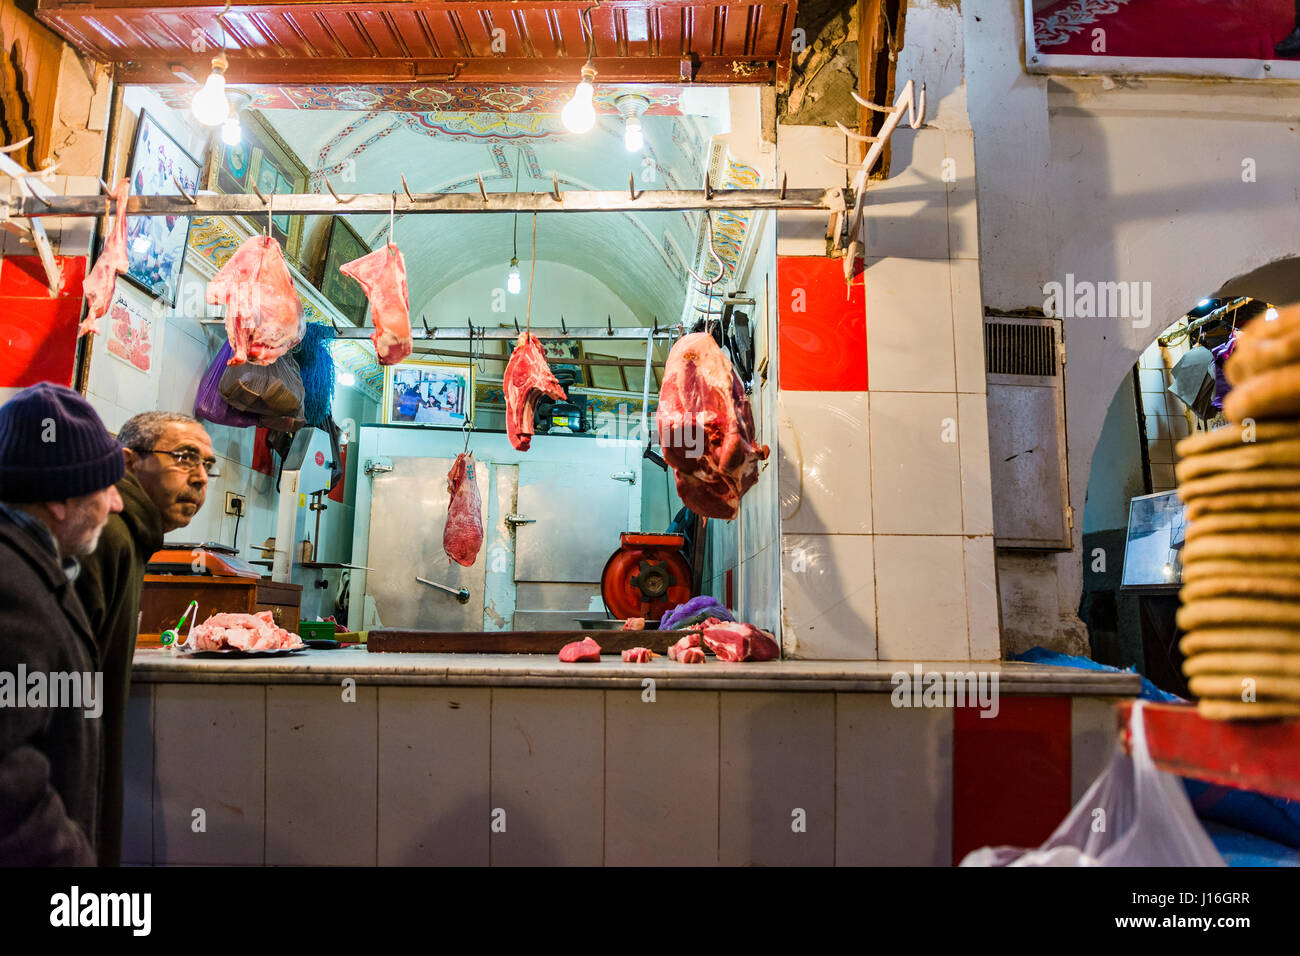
[0,0,1152,868]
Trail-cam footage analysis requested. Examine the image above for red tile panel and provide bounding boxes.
[0,255,86,389]
[952,696,1073,865]
[777,255,867,391]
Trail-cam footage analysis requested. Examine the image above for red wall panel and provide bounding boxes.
[776,256,867,391]
[0,255,86,389]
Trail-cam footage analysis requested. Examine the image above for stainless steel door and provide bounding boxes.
[513,462,630,583]
[367,456,489,629]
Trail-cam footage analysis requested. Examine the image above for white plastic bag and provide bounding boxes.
[961,701,1226,866]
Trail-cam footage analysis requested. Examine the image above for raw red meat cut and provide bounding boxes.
[186,611,304,652]
[559,636,602,662]
[701,620,780,662]
[207,236,305,366]
[622,647,655,663]
[657,332,769,519]
[339,242,413,365]
[677,646,706,664]
[667,632,701,661]
[621,617,646,631]
[80,179,130,336]
[443,452,483,566]
[504,332,566,451]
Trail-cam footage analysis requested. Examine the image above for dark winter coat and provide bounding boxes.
[0,506,100,866]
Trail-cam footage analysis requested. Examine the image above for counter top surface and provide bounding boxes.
[131,647,1141,695]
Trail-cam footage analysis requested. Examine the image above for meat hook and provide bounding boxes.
[264,191,274,237]
[476,174,488,202]
[173,176,198,205]
[628,172,639,201]
[98,178,113,195]
[685,210,724,293]
[780,172,787,200]
[252,181,267,204]
[704,173,713,202]
[514,317,521,335]
[422,315,433,338]
[0,136,33,155]
[401,174,414,203]
[607,315,613,336]
[389,191,396,243]
[560,316,567,334]
[462,418,473,454]
[551,173,561,203]
[324,178,354,205]
[835,121,881,144]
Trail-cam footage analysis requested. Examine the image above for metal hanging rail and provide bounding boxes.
[4,185,844,220]
[335,324,681,342]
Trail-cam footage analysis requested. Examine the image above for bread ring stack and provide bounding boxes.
[1174,303,1300,720]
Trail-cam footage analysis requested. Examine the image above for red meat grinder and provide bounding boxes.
[600,532,693,622]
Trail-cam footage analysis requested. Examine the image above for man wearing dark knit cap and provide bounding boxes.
[76,410,213,866]
[0,382,124,866]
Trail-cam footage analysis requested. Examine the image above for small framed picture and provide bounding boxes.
[122,109,202,307]
[383,359,475,426]
[315,216,371,326]
[585,352,627,391]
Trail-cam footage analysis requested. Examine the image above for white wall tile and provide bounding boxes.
[874,535,970,660]
[865,256,956,393]
[781,533,877,659]
[378,687,490,865]
[958,393,994,536]
[870,392,963,535]
[605,690,719,866]
[719,692,835,865]
[490,689,604,865]
[964,535,1001,660]
[860,127,950,260]
[154,684,265,865]
[775,124,846,256]
[778,390,871,534]
[266,684,377,865]
[836,695,952,865]
[945,129,979,260]
[950,258,986,394]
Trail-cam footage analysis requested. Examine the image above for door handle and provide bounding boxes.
[610,471,636,484]
[416,577,471,604]
[505,514,536,527]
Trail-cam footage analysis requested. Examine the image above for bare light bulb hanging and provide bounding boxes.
[508,257,521,295]
[624,116,643,152]
[615,94,650,152]
[561,63,597,134]
[192,53,231,126]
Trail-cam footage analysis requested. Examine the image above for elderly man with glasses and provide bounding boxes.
[75,411,213,866]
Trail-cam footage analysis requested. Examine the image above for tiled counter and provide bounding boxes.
[124,649,1139,866]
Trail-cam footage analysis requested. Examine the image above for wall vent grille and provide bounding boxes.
[984,320,1057,377]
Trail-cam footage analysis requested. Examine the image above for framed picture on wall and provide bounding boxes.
[382,359,475,426]
[315,217,371,326]
[122,109,202,307]
[205,109,309,266]
[509,334,589,387]
[584,352,627,391]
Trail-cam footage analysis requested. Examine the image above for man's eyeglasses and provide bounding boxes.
[146,448,218,475]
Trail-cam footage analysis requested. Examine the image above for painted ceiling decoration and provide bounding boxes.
[144,84,690,114]
[38,1,797,85]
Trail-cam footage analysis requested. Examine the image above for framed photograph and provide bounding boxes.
[382,359,474,426]
[509,335,589,387]
[122,110,202,307]
[205,109,309,264]
[315,217,371,326]
[584,352,627,391]
[105,290,157,373]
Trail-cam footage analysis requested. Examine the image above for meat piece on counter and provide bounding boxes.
[656,332,769,519]
[667,632,701,661]
[559,636,602,663]
[621,617,646,631]
[701,621,780,662]
[338,243,413,365]
[187,611,304,652]
[621,647,656,663]
[443,452,484,566]
[504,332,566,451]
[677,646,706,664]
[80,179,130,336]
[207,236,305,366]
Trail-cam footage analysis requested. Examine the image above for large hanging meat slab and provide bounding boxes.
[504,332,566,451]
[443,452,484,566]
[657,332,769,519]
[339,242,413,365]
[207,236,305,366]
[79,179,129,336]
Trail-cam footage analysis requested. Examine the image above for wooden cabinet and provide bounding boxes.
[138,575,302,645]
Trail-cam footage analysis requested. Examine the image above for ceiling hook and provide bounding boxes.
[560,315,567,335]
[551,173,561,203]
[780,172,788,200]
[607,315,613,336]
[401,174,414,203]
[173,176,198,205]
[514,316,521,335]
[324,178,354,204]
[628,172,639,201]
[476,174,488,203]
[422,315,432,337]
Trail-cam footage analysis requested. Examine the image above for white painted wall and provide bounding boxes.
[964,0,1300,650]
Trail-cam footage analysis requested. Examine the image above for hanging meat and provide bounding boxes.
[443,452,484,566]
[338,242,413,365]
[656,332,770,519]
[504,332,566,451]
[207,236,305,366]
[79,179,130,337]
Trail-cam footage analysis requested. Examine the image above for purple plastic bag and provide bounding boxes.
[195,341,259,428]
